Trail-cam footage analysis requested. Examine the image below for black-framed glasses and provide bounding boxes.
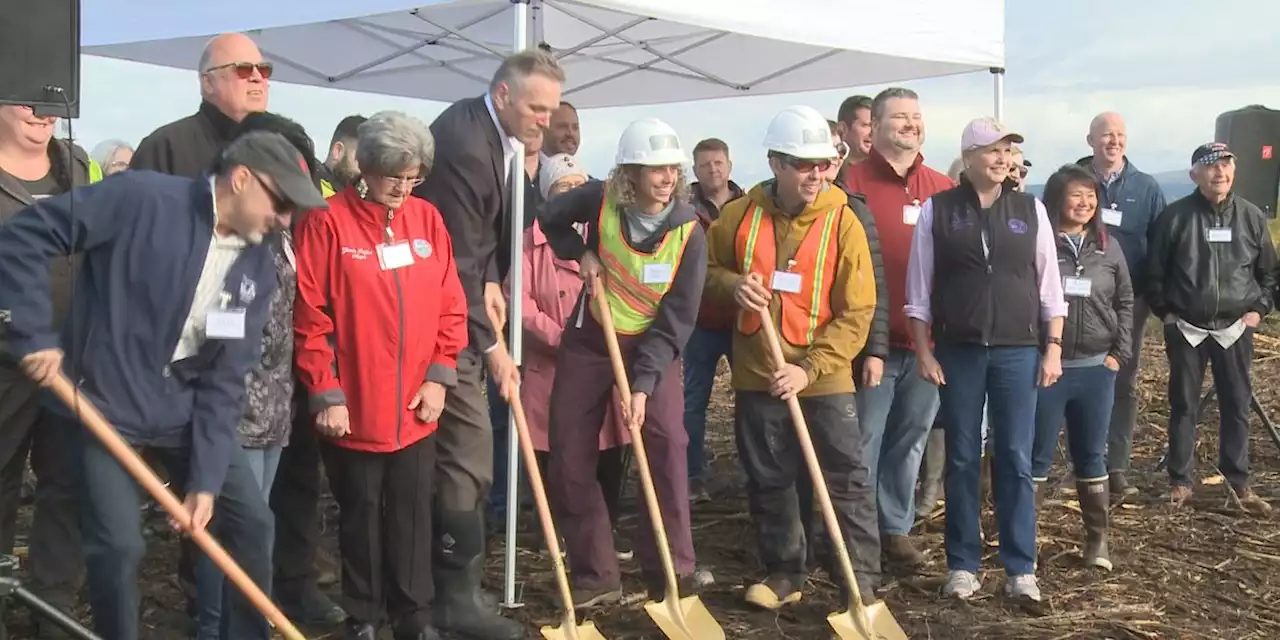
[205,61,274,80]
[252,172,294,214]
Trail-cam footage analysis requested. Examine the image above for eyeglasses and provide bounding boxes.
[376,175,425,189]
[252,172,294,214]
[783,156,833,173]
[205,61,274,80]
[835,141,850,160]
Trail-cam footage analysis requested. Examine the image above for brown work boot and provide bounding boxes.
[744,574,803,610]
[561,584,622,609]
[1077,480,1112,571]
[882,534,926,569]
[1169,484,1193,506]
[1232,485,1273,516]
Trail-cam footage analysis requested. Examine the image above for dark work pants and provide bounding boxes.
[734,390,880,591]
[533,448,627,526]
[1107,297,1150,473]
[548,339,693,591]
[436,348,492,511]
[1165,325,1254,489]
[320,436,436,632]
[270,405,324,601]
[75,431,272,640]
[0,371,81,603]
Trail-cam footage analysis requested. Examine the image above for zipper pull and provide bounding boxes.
[385,210,395,243]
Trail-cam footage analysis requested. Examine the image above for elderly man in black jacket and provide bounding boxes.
[1145,142,1276,514]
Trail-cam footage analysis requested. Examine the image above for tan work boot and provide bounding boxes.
[745,574,803,610]
[1077,480,1112,571]
[1169,484,1193,506]
[1232,485,1273,516]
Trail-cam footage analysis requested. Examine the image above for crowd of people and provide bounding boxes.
[0,28,1274,640]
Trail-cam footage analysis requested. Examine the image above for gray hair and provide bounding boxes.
[489,50,566,95]
[91,139,133,167]
[947,156,965,182]
[871,87,919,121]
[355,111,435,178]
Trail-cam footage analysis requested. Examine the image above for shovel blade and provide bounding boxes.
[540,619,608,640]
[643,595,725,640]
[827,602,908,640]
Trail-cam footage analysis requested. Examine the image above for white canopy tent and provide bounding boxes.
[84,0,1005,606]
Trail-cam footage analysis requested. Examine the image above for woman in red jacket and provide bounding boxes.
[293,111,468,640]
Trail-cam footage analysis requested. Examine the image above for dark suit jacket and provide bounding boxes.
[414,96,510,352]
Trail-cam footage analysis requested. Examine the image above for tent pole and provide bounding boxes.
[990,66,1005,121]
[502,0,531,610]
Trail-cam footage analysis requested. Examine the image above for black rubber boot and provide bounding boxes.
[1077,480,1112,571]
[433,509,525,640]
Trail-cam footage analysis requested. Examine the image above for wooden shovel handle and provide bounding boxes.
[48,374,306,640]
[754,313,868,612]
[591,274,683,597]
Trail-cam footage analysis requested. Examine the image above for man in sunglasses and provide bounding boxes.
[0,131,327,640]
[133,32,271,178]
[705,105,879,609]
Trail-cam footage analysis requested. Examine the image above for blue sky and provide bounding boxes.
[73,0,1280,186]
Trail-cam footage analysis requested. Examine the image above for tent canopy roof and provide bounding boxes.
[84,0,1005,108]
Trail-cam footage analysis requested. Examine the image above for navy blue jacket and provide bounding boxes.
[0,171,276,495]
[1076,156,1166,292]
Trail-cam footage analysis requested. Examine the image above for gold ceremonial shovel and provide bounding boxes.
[592,274,725,640]
[756,313,908,640]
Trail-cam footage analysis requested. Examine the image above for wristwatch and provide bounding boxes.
[1045,336,1062,348]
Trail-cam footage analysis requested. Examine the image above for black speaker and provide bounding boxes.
[0,1,81,118]
[1215,105,1280,217]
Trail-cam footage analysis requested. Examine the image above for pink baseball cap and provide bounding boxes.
[961,117,1025,152]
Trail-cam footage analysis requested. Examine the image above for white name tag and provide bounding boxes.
[206,309,247,340]
[1101,208,1123,227]
[1063,276,1093,298]
[1207,227,1233,243]
[770,270,802,293]
[377,242,415,270]
[902,205,922,226]
[642,263,673,284]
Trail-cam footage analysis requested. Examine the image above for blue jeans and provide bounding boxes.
[855,349,940,535]
[934,344,1039,576]
[1030,365,1117,481]
[682,326,733,482]
[196,445,282,640]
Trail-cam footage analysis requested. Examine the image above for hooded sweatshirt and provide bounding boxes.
[705,182,876,397]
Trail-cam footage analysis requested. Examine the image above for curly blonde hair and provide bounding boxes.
[605,164,691,207]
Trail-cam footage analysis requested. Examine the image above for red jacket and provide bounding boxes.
[293,188,467,452]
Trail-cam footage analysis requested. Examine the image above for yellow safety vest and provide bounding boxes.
[320,179,335,199]
[88,160,103,184]
[592,192,694,335]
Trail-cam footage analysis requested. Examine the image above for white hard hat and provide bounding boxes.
[763,105,839,160]
[615,118,689,166]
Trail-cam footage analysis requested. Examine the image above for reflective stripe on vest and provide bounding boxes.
[734,204,841,346]
[592,192,694,335]
[88,160,103,184]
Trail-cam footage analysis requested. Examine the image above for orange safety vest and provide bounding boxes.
[592,191,695,335]
[735,204,842,346]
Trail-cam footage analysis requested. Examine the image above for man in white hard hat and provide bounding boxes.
[705,105,879,609]
[538,117,710,607]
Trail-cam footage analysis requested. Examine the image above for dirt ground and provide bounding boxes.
[8,321,1280,639]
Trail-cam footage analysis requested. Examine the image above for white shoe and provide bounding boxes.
[1005,574,1041,602]
[942,570,981,600]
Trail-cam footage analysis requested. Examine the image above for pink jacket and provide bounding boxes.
[505,221,629,452]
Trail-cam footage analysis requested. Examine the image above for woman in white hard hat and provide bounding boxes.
[539,117,709,607]
[705,105,879,609]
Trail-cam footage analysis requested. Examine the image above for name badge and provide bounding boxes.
[1207,227,1232,243]
[377,242,415,271]
[206,309,247,340]
[770,270,802,293]
[902,204,922,226]
[1101,207,1123,227]
[1063,276,1093,298]
[642,263,673,284]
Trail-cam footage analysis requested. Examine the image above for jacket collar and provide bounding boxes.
[865,146,926,181]
[198,100,240,142]
[0,140,93,207]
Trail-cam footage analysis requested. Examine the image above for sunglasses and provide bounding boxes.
[205,61,274,80]
[252,172,294,214]
[783,156,834,173]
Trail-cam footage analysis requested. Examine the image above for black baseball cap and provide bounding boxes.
[221,131,329,211]
[1191,142,1235,167]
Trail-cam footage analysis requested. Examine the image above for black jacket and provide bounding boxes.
[1145,190,1277,330]
[414,96,512,352]
[1056,230,1134,367]
[842,189,890,361]
[131,101,239,178]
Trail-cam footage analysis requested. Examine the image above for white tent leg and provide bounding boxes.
[501,0,531,610]
[991,66,1005,121]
